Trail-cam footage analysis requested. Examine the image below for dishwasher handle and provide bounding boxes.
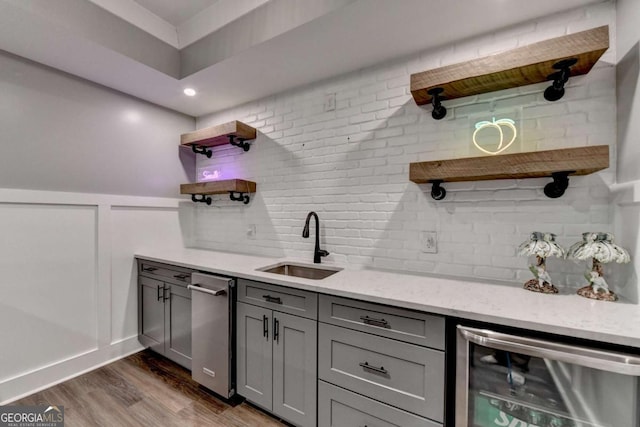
[188,284,227,296]
[458,325,640,376]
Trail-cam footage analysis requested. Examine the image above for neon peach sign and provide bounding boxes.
[472,117,517,155]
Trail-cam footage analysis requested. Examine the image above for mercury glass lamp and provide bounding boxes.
[518,232,565,294]
[567,232,630,302]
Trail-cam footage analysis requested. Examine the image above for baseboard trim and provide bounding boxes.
[0,337,144,405]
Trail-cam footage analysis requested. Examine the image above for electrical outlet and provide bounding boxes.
[247,224,256,240]
[324,93,336,112]
[420,231,437,253]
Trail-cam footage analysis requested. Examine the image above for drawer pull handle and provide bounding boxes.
[263,315,269,340]
[262,294,282,304]
[173,274,189,280]
[143,267,158,272]
[359,362,388,375]
[359,315,389,328]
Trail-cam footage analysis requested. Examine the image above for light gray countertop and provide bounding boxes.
[136,247,640,349]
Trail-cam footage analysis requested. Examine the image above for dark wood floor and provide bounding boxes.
[13,350,288,427]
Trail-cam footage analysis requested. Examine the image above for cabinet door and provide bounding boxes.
[272,311,317,427]
[138,276,165,354]
[164,283,192,369]
[237,302,273,410]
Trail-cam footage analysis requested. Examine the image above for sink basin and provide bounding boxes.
[257,262,342,280]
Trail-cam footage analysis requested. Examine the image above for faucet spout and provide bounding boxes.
[302,211,329,264]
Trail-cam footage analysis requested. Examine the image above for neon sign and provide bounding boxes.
[472,117,517,155]
[202,170,221,180]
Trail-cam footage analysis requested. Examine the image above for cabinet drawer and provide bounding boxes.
[319,294,444,349]
[137,259,192,285]
[318,381,441,427]
[237,279,317,319]
[318,323,444,422]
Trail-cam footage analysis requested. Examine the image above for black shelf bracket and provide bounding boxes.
[427,87,447,120]
[544,58,578,102]
[430,180,447,200]
[191,194,212,205]
[228,135,251,152]
[424,171,577,200]
[229,191,250,204]
[191,145,212,158]
[544,171,573,198]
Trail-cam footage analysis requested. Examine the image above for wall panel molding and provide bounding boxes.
[0,188,188,404]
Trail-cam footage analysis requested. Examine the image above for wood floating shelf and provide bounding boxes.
[180,179,257,205]
[180,120,257,157]
[410,26,609,119]
[409,145,609,200]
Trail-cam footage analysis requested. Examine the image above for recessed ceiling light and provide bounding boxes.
[184,88,196,96]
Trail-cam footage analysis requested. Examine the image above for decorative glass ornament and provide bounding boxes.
[567,232,631,302]
[518,232,565,294]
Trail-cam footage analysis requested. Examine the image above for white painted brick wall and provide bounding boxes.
[189,2,618,291]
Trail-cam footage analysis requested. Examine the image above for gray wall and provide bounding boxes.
[0,51,195,197]
[0,50,195,403]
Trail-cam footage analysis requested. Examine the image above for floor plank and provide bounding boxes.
[11,350,289,427]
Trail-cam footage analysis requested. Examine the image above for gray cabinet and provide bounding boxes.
[237,291,317,427]
[137,260,192,370]
[273,311,317,427]
[139,276,165,353]
[319,294,445,349]
[164,283,192,368]
[237,302,273,409]
[318,381,441,427]
[318,294,445,426]
[237,279,318,319]
[318,323,444,421]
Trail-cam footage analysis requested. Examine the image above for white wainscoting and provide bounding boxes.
[0,188,191,404]
[110,205,191,344]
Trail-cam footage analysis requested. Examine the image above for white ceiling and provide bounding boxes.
[133,0,219,26]
[0,0,606,118]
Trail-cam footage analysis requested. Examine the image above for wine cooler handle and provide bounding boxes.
[458,325,640,376]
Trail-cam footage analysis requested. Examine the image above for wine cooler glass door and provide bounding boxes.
[456,325,640,427]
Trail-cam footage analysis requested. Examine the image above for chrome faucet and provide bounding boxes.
[302,211,329,264]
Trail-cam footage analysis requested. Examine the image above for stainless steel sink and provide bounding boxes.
[257,262,342,280]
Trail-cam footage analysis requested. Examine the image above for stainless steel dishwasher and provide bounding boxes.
[188,272,235,399]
